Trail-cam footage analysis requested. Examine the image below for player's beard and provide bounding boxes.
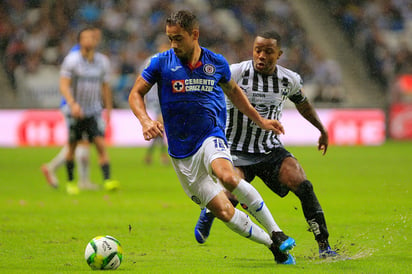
[174,47,194,64]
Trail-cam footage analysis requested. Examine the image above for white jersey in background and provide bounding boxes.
[60,51,111,117]
[226,60,306,154]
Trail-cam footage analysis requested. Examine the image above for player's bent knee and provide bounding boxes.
[294,180,314,197]
[213,208,233,222]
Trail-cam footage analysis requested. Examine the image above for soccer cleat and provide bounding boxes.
[104,179,120,191]
[279,237,296,252]
[319,246,339,258]
[278,253,296,265]
[41,164,58,188]
[272,231,296,252]
[66,182,80,195]
[78,180,100,190]
[269,231,296,264]
[194,208,215,244]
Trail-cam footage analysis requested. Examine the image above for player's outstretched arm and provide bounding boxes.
[221,79,285,135]
[129,76,164,141]
[295,97,328,155]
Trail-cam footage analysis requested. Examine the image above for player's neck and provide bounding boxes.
[81,48,95,62]
[187,44,201,68]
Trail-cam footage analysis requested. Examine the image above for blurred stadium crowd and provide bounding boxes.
[0,0,411,108]
[324,0,412,88]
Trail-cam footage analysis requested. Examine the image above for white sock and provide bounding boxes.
[224,208,272,247]
[75,145,90,183]
[48,145,68,171]
[232,179,281,234]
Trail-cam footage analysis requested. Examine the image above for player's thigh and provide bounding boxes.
[202,137,238,190]
[278,157,306,190]
[86,116,105,141]
[210,158,239,191]
[171,156,224,209]
[67,116,82,144]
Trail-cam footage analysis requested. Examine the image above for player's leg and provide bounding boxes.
[75,140,97,190]
[93,136,119,191]
[65,140,80,195]
[41,145,69,187]
[194,188,236,244]
[172,149,294,265]
[89,116,119,191]
[65,117,81,195]
[212,158,295,254]
[206,191,274,247]
[278,156,337,257]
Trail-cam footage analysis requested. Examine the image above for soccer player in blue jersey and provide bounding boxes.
[129,10,296,265]
[194,31,338,258]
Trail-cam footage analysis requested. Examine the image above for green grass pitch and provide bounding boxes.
[0,141,411,273]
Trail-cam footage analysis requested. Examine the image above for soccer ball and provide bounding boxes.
[85,235,123,270]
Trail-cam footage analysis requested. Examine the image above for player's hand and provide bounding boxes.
[260,119,285,135]
[142,120,164,141]
[318,131,328,155]
[70,102,84,119]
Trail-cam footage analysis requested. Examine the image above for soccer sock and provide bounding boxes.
[224,208,272,247]
[101,163,110,180]
[48,145,69,171]
[66,160,75,181]
[75,145,90,183]
[232,179,281,233]
[294,180,329,244]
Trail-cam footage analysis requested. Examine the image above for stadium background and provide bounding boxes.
[0,0,411,145]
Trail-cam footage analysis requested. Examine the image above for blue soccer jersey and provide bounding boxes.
[142,47,231,158]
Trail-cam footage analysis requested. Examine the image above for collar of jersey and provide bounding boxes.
[187,48,204,70]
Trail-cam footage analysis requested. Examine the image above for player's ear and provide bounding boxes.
[192,29,200,40]
[278,50,283,59]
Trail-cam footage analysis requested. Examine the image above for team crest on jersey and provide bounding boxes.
[203,64,216,76]
[280,87,290,96]
[172,80,185,93]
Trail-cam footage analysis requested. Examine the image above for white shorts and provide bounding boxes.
[171,136,232,208]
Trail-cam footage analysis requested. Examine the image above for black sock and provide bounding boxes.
[66,160,75,181]
[294,180,329,245]
[101,163,110,180]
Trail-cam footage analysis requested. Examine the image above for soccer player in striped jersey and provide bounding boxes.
[60,27,118,194]
[41,27,102,190]
[194,31,338,258]
[129,10,296,265]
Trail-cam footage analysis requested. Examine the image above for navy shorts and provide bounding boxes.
[68,115,105,143]
[236,146,294,197]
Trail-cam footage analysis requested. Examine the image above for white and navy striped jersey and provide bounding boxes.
[60,51,111,117]
[226,60,306,154]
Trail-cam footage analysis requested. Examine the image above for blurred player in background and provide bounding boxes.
[59,26,118,195]
[194,30,338,258]
[41,27,102,190]
[129,10,296,265]
[141,38,170,165]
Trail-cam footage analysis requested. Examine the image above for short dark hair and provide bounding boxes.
[257,30,282,47]
[77,26,97,42]
[166,10,199,34]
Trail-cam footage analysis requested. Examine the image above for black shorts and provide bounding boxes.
[236,147,294,197]
[68,115,105,143]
